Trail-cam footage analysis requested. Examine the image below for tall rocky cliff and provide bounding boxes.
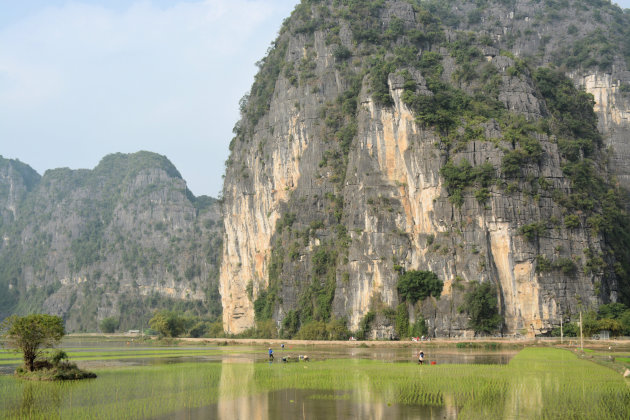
[220,0,630,336]
[0,152,222,331]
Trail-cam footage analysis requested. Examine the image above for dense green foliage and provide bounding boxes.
[394,303,409,338]
[535,255,578,276]
[397,270,443,304]
[500,116,544,178]
[301,245,338,322]
[147,310,213,338]
[356,310,375,340]
[440,160,495,207]
[149,310,186,338]
[294,319,350,340]
[401,47,504,136]
[99,317,118,334]
[1,314,65,372]
[394,303,427,338]
[116,293,217,335]
[460,282,503,334]
[534,68,600,146]
[145,310,218,339]
[13,349,97,381]
[519,222,547,242]
[552,303,630,337]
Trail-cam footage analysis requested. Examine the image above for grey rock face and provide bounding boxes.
[0,152,222,331]
[0,157,40,225]
[220,0,630,337]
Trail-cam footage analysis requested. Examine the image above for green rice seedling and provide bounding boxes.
[0,348,628,419]
[0,349,227,366]
[308,392,351,401]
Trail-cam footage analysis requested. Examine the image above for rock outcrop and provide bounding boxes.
[0,152,222,331]
[220,0,630,336]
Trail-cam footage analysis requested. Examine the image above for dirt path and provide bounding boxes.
[66,334,630,350]
[149,337,630,351]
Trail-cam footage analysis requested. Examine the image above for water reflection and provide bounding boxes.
[218,357,267,420]
[505,372,542,419]
[211,358,454,420]
[0,342,518,420]
[220,388,451,420]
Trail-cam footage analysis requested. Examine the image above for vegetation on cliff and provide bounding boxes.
[0,152,223,332]
[459,282,503,334]
[550,302,630,337]
[397,270,443,304]
[223,0,630,338]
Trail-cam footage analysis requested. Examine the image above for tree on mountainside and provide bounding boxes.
[397,270,443,304]
[460,282,503,334]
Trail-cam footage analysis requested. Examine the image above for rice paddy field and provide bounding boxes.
[0,342,629,419]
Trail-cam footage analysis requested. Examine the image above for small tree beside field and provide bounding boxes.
[1,314,65,372]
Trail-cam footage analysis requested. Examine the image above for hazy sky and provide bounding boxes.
[1,0,629,197]
[0,0,299,197]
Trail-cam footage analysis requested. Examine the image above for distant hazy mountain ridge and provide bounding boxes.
[0,152,222,332]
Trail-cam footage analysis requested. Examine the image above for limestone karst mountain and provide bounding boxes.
[220,0,630,337]
[0,152,222,332]
[2,0,630,338]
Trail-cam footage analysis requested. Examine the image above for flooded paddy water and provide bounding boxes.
[1,339,629,419]
[0,338,516,372]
